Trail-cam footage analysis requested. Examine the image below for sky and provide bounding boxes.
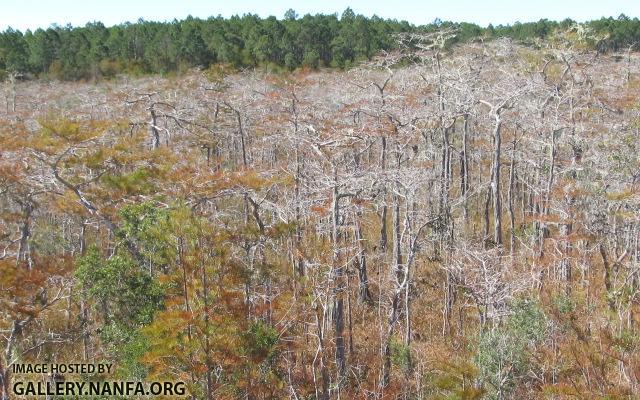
[1,0,639,32]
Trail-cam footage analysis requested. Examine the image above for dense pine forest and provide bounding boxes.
[1,10,640,80]
[1,10,640,400]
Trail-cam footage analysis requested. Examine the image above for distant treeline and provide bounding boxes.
[0,9,639,80]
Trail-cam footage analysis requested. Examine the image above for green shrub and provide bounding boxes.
[244,320,279,362]
[475,297,547,399]
[390,339,413,373]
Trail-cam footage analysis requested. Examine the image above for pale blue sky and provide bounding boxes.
[1,0,639,31]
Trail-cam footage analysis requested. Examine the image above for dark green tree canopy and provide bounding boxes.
[1,10,639,80]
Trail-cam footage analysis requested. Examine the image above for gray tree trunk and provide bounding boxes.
[491,112,503,246]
